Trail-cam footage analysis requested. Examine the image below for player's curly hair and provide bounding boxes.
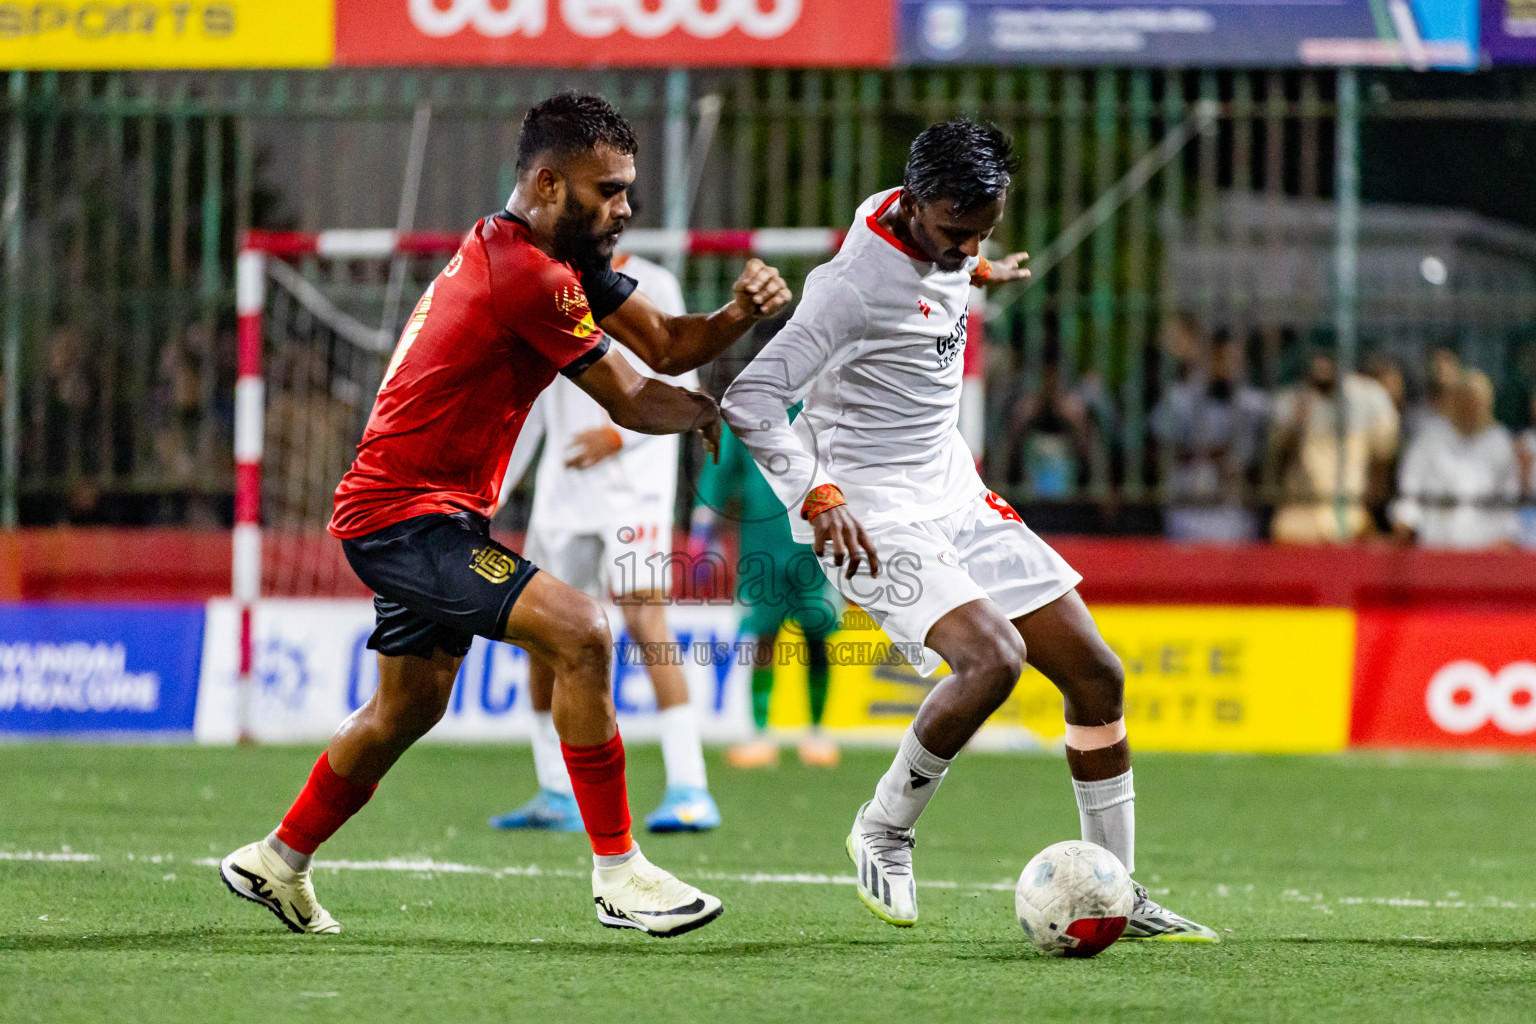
[517,92,639,173]
[902,120,1019,213]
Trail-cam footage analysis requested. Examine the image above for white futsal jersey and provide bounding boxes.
[502,254,696,591]
[723,188,985,540]
[723,189,1080,675]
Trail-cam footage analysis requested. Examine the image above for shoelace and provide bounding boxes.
[1132,883,1179,919]
[865,828,915,877]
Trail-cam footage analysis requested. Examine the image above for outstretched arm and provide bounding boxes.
[570,346,722,462]
[721,275,878,578]
[600,258,791,376]
[970,251,1031,287]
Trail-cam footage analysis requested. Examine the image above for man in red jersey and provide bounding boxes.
[220,94,790,939]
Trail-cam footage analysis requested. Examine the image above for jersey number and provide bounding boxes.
[380,283,435,393]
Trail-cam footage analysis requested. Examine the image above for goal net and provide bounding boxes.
[230,227,849,739]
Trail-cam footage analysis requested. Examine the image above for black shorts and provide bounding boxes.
[340,510,540,660]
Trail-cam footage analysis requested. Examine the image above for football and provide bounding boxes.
[1015,840,1135,958]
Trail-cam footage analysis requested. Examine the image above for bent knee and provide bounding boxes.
[1066,650,1126,723]
[552,602,613,682]
[960,628,1027,701]
[376,675,454,739]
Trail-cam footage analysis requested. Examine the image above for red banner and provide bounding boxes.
[336,1,895,67]
[1352,609,1536,749]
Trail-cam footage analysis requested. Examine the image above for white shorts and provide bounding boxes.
[524,509,673,601]
[820,490,1082,677]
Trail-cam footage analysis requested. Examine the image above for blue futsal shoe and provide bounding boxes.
[644,785,722,833]
[488,789,584,832]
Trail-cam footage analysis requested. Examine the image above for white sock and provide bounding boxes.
[531,711,573,796]
[264,831,311,874]
[594,843,639,869]
[1072,769,1135,873]
[659,703,708,790]
[867,727,953,830]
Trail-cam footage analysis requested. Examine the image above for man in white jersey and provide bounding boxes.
[723,121,1216,941]
[491,251,721,834]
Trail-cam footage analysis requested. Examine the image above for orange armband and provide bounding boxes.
[969,256,993,288]
[801,484,847,521]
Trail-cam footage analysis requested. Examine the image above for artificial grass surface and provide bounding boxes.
[3,744,1535,1023]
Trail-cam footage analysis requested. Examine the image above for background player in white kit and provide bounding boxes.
[723,121,1216,941]
[491,252,721,834]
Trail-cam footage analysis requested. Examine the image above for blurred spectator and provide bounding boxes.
[1405,347,1461,443]
[1269,350,1399,544]
[1518,389,1536,497]
[1004,339,1098,498]
[1390,370,1519,549]
[1363,353,1411,527]
[1513,389,1536,549]
[1160,312,1203,386]
[1151,331,1269,542]
[44,324,93,479]
[1364,354,1408,423]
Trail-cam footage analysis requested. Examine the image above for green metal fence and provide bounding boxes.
[3,67,1536,532]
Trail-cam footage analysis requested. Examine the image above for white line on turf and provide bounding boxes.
[12,852,1536,910]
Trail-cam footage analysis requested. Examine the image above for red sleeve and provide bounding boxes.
[494,258,608,374]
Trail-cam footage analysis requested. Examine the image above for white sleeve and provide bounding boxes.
[498,393,547,510]
[721,274,866,513]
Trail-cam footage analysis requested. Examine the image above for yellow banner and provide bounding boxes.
[768,606,1356,754]
[0,1,333,68]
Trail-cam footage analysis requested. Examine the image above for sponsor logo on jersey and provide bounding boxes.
[918,298,931,319]
[407,0,803,40]
[470,546,518,585]
[556,284,599,339]
[984,490,1022,523]
[444,250,464,277]
[934,310,967,369]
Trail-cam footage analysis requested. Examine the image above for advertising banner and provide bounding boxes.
[1352,609,1536,749]
[335,0,895,67]
[195,598,753,744]
[0,603,204,735]
[0,0,334,69]
[1482,0,1536,62]
[900,0,1479,68]
[773,605,1356,753]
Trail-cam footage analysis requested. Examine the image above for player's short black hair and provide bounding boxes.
[902,119,1019,213]
[516,92,638,174]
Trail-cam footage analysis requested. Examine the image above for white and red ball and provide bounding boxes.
[1015,840,1133,958]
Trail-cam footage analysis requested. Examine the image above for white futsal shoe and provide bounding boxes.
[1122,882,1220,942]
[591,846,724,938]
[219,840,341,935]
[845,801,918,927]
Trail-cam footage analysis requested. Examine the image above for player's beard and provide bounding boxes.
[553,193,624,279]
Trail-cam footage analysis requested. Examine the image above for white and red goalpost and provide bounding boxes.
[232,225,986,741]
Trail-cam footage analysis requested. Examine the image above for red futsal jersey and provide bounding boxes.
[329,213,631,539]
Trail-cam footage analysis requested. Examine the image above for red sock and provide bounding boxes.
[561,734,634,856]
[273,752,377,855]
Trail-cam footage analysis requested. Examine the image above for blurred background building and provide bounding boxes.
[4,58,1536,550]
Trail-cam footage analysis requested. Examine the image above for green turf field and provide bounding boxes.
[3,744,1535,1023]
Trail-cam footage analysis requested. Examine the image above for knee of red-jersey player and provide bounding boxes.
[371,650,461,745]
[544,596,614,693]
